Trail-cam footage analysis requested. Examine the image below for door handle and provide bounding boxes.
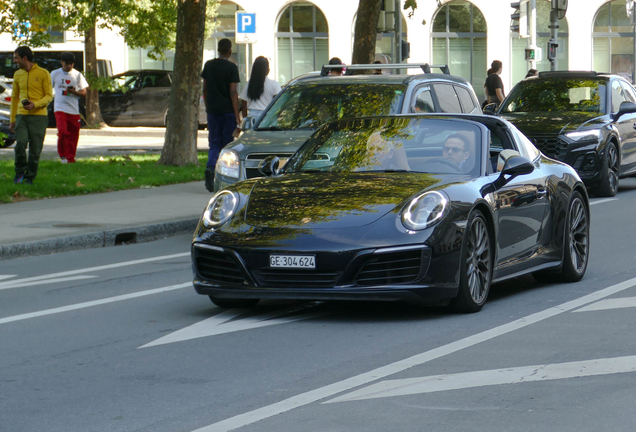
[632,123,636,130]
[537,188,547,199]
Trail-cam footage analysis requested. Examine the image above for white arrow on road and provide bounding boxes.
[326,355,636,403]
[574,296,636,312]
[139,304,327,349]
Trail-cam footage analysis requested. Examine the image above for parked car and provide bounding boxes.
[0,77,12,108]
[491,71,636,197]
[0,107,15,148]
[213,63,482,191]
[192,114,590,312]
[99,70,207,128]
[48,69,207,128]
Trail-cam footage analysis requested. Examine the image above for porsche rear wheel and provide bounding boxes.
[593,142,619,197]
[208,295,259,309]
[453,210,492,313]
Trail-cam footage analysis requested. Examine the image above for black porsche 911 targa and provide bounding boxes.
[191,114,590,313]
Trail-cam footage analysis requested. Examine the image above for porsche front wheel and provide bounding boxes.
[452,210,493,313]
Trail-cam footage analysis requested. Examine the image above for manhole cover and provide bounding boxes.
[52,223,106,228]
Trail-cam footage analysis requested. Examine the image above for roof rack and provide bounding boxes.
[319,63,451,76]
[538,71,598,78]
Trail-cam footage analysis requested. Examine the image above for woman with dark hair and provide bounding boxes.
[484,60,505,107]
[240,56,281,119]
[525,68,538,78]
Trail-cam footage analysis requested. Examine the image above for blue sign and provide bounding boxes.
[237,13,256,34]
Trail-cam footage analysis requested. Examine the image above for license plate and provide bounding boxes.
[270,255,316,269]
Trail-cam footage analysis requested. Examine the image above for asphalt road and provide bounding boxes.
[2,179,636,432]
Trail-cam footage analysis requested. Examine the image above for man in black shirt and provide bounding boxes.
[201,38,240,192]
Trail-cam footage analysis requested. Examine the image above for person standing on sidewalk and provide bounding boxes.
[50,52,89,164]
[201,38,240,192]
[240,56,281,120]
[9,46,53,184]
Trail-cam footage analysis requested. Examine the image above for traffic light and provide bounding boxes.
[511,0,529,37]
[547,40,559,60]
[401,40,410,60]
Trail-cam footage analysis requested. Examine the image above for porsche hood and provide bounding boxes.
[244,173,444,229]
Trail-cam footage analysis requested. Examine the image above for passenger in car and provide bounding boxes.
[365,130,410,171]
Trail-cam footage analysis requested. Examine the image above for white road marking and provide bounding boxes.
[589,198,618,206]
[0,275,97,289]
[190,276,636,432]
[0,275,17,281]
[574,296,636,312]
[0,252,189,291]
[0,283,191,325]
[326,355,636,402]
[139,305,326,348]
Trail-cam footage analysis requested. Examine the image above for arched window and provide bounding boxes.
[204,2,252,90]
[276,2,329,84]
[511,0,569,84]
[593,0,634,81]
[431,1,487,93]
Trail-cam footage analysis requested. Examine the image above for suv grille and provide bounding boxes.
[528,136,568,160]
[355,250,423,286]
[194,247,247,285]
[245,153,294,179]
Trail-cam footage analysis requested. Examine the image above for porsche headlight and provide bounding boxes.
[202,190,239,228]
[401,191,449,231]
[564,129,601,142]
[216,149,240,179]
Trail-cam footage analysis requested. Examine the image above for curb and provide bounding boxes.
[45,128,209,139]
[0,218,199,261]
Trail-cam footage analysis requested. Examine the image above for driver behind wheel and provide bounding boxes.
[443,133,472,171]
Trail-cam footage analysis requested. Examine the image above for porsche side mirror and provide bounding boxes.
[241,116,256,131]
[496,156,534,187]
[483,103,497,115]
[612,101,636,122]
[258,155,280,177]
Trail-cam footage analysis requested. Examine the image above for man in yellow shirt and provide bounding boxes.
[9,46,53,184]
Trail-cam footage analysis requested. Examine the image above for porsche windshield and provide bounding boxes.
[501,78,606,114]
[256,84,406,131]
[284,118,483,177]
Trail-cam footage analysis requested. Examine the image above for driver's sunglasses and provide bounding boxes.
[443,146,465,153]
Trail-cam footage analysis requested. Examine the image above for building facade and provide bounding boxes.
[1,0,634,100]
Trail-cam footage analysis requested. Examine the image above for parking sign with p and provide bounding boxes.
[236,12,256,44]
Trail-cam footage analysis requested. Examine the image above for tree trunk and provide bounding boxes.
[351,0,383,66]
[158,0,207,166]
[84,23,106,128]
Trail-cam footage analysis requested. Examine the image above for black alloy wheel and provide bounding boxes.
[453,210,492,313]
[533,190,589,283]
[209,295,259,309]
[593,142,619,197]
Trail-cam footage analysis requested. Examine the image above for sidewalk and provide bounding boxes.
[1,127,212,261]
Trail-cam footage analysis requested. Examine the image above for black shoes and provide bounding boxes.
[204,168,215,192]
[24,178,33,184]
[13,173,24,184]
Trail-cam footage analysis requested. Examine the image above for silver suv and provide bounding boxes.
[214,64,481,191]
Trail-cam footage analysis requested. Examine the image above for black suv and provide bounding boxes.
[493,71,636,196]
[214,63,482,191]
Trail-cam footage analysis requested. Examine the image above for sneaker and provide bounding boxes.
[204,168,215,192]
[24,178,33,185]
[13,173,24,184]
[60,158,68,164]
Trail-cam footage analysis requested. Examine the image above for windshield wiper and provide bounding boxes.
[255,126,284,131]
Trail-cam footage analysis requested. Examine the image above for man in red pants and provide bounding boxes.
[50,52,88,163]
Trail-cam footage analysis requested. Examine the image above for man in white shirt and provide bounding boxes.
[50,52,89,163]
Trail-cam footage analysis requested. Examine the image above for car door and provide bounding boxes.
[99,73,140,126]
[489,125,550,269]
[129,72,172,126]
[610,79,636,175]
[618,80,636,172]
[431,84,462,113]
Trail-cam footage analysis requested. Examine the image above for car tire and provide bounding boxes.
[208,295,259,309]
[533,191,589,283]
[451,210,493,313]
[592,142,619,197]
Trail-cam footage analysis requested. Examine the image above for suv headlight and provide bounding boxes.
[401,191,449,231]
[564,130,601,142]
[202,190,239,228]
[216,149,240,179]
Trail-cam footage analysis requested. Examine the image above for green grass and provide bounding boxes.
[0,153,207,203]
